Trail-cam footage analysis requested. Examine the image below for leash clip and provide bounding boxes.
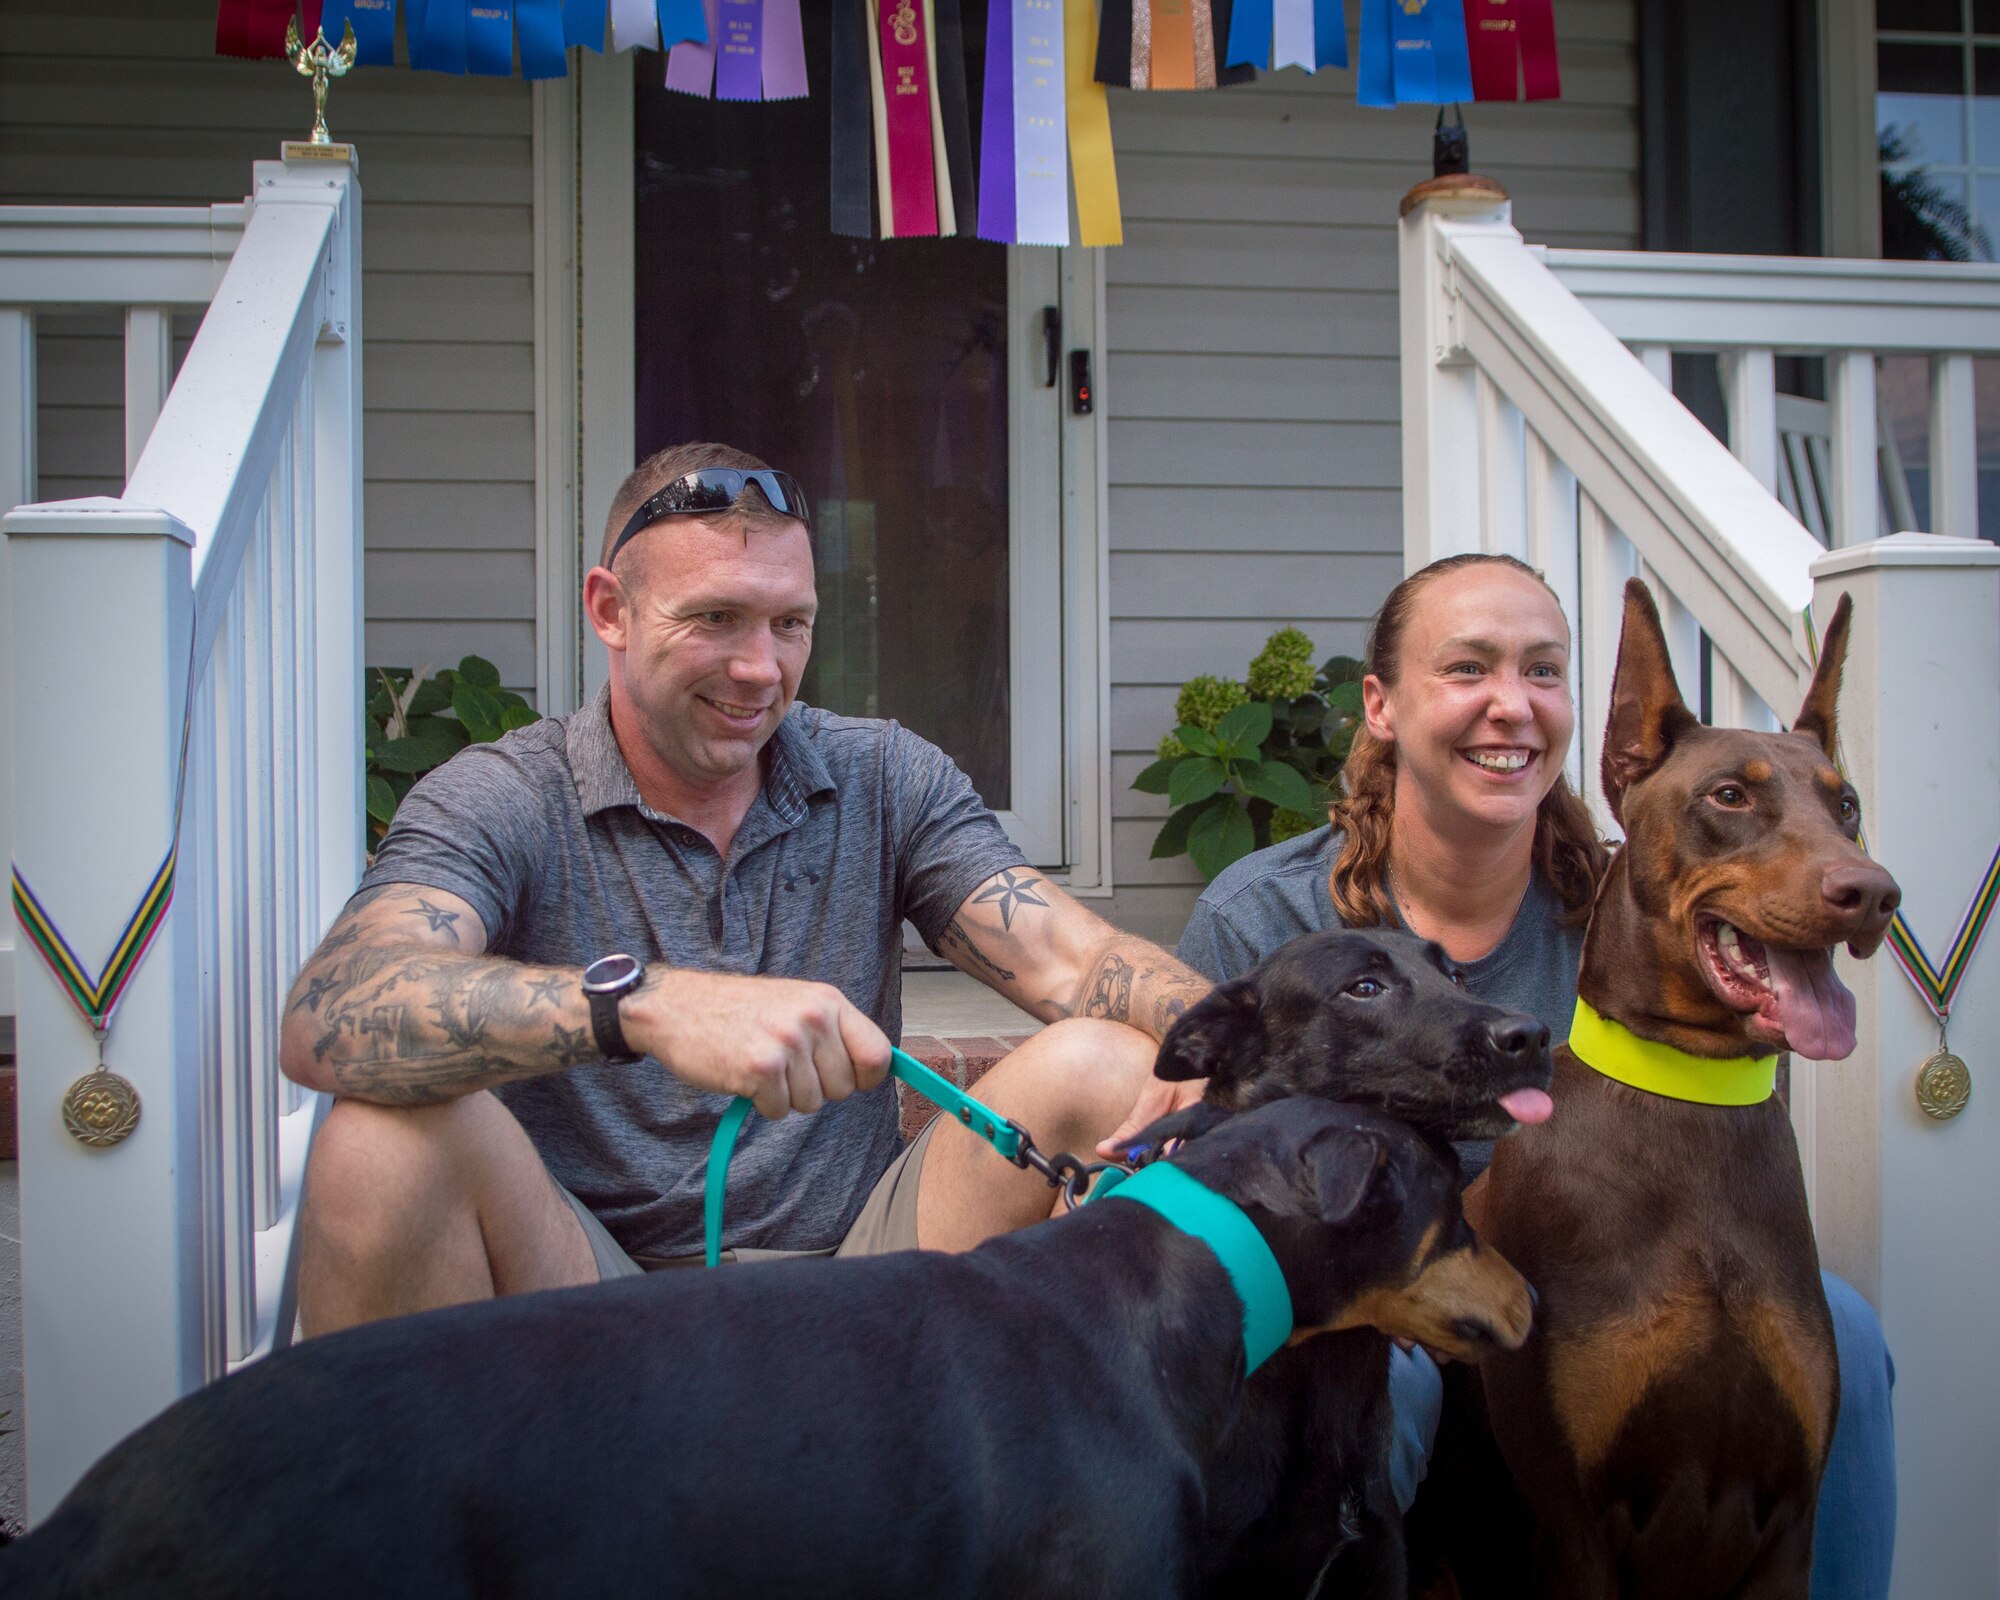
[1007,1122,1128,1210]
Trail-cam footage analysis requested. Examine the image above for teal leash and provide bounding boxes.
[703,1046,1119,1267]
[700,1052,1293,1372]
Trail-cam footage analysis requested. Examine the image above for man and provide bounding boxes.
[283,441,1210,1333]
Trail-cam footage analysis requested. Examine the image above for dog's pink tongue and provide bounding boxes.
[1763,945,1858,1060]
[1499,1088,1554,1125]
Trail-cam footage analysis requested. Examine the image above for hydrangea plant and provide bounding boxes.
[1132,629,1365,882]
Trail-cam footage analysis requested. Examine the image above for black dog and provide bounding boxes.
[0,1099,1529,1600]
[1136,929,1556,1597]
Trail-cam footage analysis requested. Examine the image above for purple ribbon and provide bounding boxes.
[664,0,719,93]
[761,0,807,99]
[976,0,1016,242]
[714,0,760,99]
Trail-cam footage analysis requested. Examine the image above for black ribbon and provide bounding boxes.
[1096,0,1135,86]
[1209,0,1258,86]
[935,0,979,227]
[829,0,874,239]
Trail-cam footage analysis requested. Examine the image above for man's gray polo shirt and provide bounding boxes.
[360,685,1027,1258]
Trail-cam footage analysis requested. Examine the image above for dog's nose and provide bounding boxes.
[1823,863,1901,930]
[1484,1017,1549,1061]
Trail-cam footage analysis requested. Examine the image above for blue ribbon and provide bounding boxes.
[517,0,568,72]
[1314,0,1348,68]
[467,0,514,73]
[561,0,604,48]
[412,0,468,71]
[324,0,397,63]
[656,0,706,48]
[1225,0,1273,68]
[1360,0,1469,105]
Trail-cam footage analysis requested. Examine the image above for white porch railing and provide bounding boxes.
[2,149,363,1518]
[0,204,248,1019]
[1401,178,2000,1600]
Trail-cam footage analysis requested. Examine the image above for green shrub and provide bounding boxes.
[365,655,539,843]
[1131,631,1365,881]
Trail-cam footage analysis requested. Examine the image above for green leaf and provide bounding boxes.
[1130,757,1178,795]
[499,704,537,732]
[405,675,452,718]
[370,733,462,774]
[1187,796,1256,881]
[1149,800,1205,860]
[1214,700,1273,754]
[1239,759,1321,814]
[1327,679,1365,715]
[364,716,385,753]
[494,688,532,712]
[457,654,502,690]
[405,713,470,753]
[366,775,399,825]
[452,681,503,738]
[1321,654,1365,684]
[1174,723,1219,758]
[1168,757,1229,810]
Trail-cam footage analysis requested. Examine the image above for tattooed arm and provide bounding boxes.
[937,867,1211,1046]
[280,883,890,1118]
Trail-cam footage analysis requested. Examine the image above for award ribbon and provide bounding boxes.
[216,0,309,59]
[762,0,808,98]
[1152,0,1197,88]
[933,0,979,224]
[1359,0,1471,106]
[1014,0,1069,246]
[1094,0,1137,87]
[322,0,396,64]
[877,0,940,236]
[1466,0,1559,100]
[610,0,660,51]
[664,0,718,93]
[656,0,709,47]
[831,0,876,236]
[517,0,569,75]
[976,0,1018,241]
[1224,0,1272,68]
[562,0,605,50]
[922,0,957,234]
[415,0,470,73]
[713,0,761,99]
[1271,0,1312,70]
[1066,0,1121,246]
[1315,0,1348,69]
[467,0,516,75]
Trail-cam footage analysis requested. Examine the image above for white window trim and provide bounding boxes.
[531,49,1111,888]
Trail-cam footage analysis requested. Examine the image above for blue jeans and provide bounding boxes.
[1389,1270,1896,1597]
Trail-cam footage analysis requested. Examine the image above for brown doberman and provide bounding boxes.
[1456,579,1900,1599]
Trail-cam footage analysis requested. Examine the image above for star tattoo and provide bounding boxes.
[524,973,569,1010]
[971,869,1050,932]
[296,974,340,1013]
[405,898,462,938]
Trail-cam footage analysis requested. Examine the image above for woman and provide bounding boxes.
[1176,553,1895,1599]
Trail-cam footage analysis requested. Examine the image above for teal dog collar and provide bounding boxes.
[1099,1161,1294,1372]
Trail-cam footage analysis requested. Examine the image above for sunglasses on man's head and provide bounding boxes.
[606,468,811,568]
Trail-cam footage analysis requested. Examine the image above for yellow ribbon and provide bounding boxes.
[1065,0,1123,247]
[1568,998,1778,1107]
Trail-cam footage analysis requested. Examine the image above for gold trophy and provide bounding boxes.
[286,18,358,147]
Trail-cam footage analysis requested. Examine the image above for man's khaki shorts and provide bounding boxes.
[558,1116,943,1279]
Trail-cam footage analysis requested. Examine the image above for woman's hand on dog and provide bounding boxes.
[628,971,893,1119]
[1098,1074,1211,1159]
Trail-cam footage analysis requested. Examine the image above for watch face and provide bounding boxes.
[582,953,643,993]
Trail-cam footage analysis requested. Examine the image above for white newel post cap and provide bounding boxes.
[1,497,194,545]
[1810,529,2000,579]
[1398,172,1512,223]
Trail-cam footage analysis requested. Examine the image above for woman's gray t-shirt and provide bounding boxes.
[1175,825,1586,1178]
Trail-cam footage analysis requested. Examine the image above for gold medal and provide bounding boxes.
[1916,1043,1971,1121]
[61,1066,142,1148]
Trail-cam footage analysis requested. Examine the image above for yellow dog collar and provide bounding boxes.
[1568,999,1778,1106]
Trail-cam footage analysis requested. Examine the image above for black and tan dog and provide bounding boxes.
[1440,581,1901,1599]
[1134,928,1557,1596]
[0,1098,1528,1600]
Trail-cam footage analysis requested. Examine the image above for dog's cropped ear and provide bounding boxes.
[1154,979,1265,1089]
[1602,578,1700,824]
[1792,591,1851,762]
[1116,1101,1233,1162]
[1305,1125,1390,1226]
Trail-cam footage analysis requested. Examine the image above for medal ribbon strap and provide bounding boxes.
[13,853,178,1034]
[1801,604,2000,1024]
[879,0,940,236]
[1066,0,1122,245]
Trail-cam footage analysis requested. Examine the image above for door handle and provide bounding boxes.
[1043,305,1061,388]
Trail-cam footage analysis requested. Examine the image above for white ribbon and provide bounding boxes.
[1272,0,1315,69]
[610,0,661,51]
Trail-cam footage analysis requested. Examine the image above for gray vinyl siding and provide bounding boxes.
[0,0,537,692]
[1096,0,1641,943]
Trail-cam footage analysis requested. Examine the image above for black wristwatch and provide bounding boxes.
[581,953,646,1065]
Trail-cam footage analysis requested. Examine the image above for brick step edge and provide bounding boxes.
[896,1035,1033,1143]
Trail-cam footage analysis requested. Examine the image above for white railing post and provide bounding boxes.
[1806,532,2000,1600]
[123,307,172,479]
[0,306,32,1017]
[1399,177,1514,572]
[3,500,204,1520]
[1720,347,1779,495]
[1927,353,1978,540]
[1828,350,1879,549]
